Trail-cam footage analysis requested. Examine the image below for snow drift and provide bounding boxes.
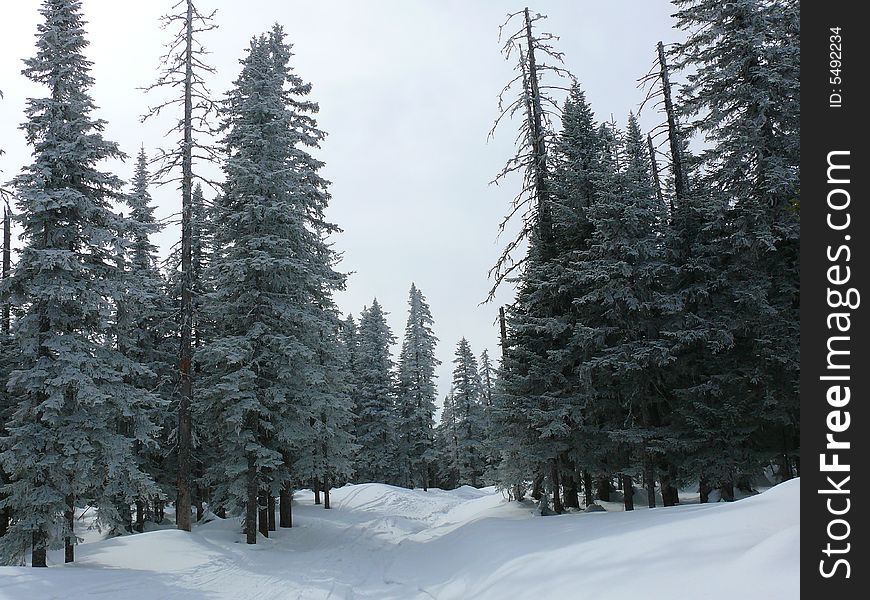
[0,479,799,599]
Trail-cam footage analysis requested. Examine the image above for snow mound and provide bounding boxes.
[0,479,799,600]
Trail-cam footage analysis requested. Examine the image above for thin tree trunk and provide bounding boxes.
[563,470,580,509]
[583,471,594,507]
[596,476,611,502]
[258,491,268,538]
[64,493,74,563]
[660,465,679,506]
[523,7,552,249]
[280,486,293,528]
[657,40,688,202]
[531,473,545,501]
[313,479,321,505]
[245,455,257,544]
[645,457,657,508]
[2,204,10,334]
[176,0,195,535]
[622,475,634,511]
[31,529,47,567]
[323,480,331,510]
[267,495,276,530]
[647,134,668,214]
[720,480,735,502]
[550,462,563,514]
[136,499,145,533]
[699,477,711,504]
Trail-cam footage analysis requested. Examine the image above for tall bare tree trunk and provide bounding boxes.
[258,491,268,538]
[645,456,657,508]
[279,485,293,528]
[583,471,594,507]
[1,204,11,538]
[657,41,687,202]
[136,499,145,532]
[2,204,10,333]
[522,7,552,250]
[245,454,257,544]
[64,494,75,563]
[267,494,276,531]
[622,475,634,511]
[550,462,563,514]
[176,0,195,534]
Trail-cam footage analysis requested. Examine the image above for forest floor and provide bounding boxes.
[0,479,799,599]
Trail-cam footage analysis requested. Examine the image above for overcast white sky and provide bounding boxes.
[1,0,681,404]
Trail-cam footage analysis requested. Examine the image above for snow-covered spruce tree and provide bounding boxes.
[114,148,175,532]
[451,339,486,487]
[353,299,399,484]
[0,0,161,566]
[572,114,670,511]
[670,0,800,493]
[477,349,499,477]
[490,84,605,510]
[200,26,346,543]
[395,284,440,490]
[433,390,460,489]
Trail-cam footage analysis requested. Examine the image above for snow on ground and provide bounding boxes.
[0,479,799,600]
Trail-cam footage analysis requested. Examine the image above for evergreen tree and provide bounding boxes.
[116,148,174,531]
[433,391,460,489]
[200,25,346,543]
[353,299,398,484]
[451,339,486,487]
[0,0,160,565]
[671,0,800,491]
[395,284,439,489]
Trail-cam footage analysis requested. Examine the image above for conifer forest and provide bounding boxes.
[0,1,799,597]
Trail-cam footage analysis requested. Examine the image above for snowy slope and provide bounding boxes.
[0,479,799,600]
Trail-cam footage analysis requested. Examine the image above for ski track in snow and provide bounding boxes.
[0,480,799,600]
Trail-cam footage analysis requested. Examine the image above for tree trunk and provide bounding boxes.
[596,476,611,502]
[2,204,10,334]
[583,471,594,507]
[699,478,711,504]
[267,494,276,530]
[175,0,195,536]
[622,475,634,511]
[645,457,657,508]
[647,134,667,213]
[313,479,321,505]
[659,465,679,506]
[135,499,145,533]
[422,464,429,492]
[64,493,75,563]
[720,481,735,502]
[531,473,544,501]
[657,40,688,202]
[217,506,226,519]
[246,455,257,544]
[280,486,293,528]
[550,462,563,514]
[563,473,580,509]
[31,529,47,567]
[323,476,331,510]
[258,491,269,538]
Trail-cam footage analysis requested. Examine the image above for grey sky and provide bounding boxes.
[1,0,680,405]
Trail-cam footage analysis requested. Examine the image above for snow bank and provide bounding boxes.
[0,479,799,600]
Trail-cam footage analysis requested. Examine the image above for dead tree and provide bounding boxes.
[142,0,218,533]
[487,7,573,300]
